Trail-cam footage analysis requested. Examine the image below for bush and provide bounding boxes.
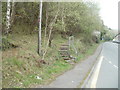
[1,37,18,51]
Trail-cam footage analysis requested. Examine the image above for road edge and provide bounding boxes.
[80,43,103,88]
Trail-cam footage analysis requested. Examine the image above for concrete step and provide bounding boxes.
[59,52,70,55]
[59,44,70,60]
[60,47,68,50]
[63,57,70,60]
[59,50,68,52]
[61,44,69,46]
[60,53,69,55]
[61,55,69,57]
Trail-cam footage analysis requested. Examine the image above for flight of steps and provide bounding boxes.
[59,44,71,60]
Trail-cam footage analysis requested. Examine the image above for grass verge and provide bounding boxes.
[2,33,99,88]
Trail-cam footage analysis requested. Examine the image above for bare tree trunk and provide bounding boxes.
[6,0,11,34]
[10,0,15,28]
[43,6,48,46]
[61,5,66,38]
[62,7,65,32]
[42,4,59,60]
[38,0,43,55]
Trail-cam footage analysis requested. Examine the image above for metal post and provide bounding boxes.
[69,37,71,50]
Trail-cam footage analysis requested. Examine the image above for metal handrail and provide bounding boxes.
[68,36,78,55]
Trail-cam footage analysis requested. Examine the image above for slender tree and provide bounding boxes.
[6,0,11,34]
[10,0,15,28]
[38,0,43,55]
[43,3,48,46]
[42,3,59,60]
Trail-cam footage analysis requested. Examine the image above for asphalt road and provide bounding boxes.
[85,42,118,88]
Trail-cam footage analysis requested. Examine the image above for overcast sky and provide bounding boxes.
[97,0,119,30]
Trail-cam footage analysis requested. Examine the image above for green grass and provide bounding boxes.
[6,57,24,68]
[2,33,99,88]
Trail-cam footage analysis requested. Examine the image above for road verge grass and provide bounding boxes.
[2,34,99,88]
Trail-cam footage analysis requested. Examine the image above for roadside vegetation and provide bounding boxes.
[1,1,111,88]
[2,33,99,88]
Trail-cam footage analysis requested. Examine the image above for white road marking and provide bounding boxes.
[109,61,112,64]
[105,59,118,70]
[113,65,118,69]
[90,56,104,88]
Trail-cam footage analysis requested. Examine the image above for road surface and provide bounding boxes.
[85,42,118,88]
